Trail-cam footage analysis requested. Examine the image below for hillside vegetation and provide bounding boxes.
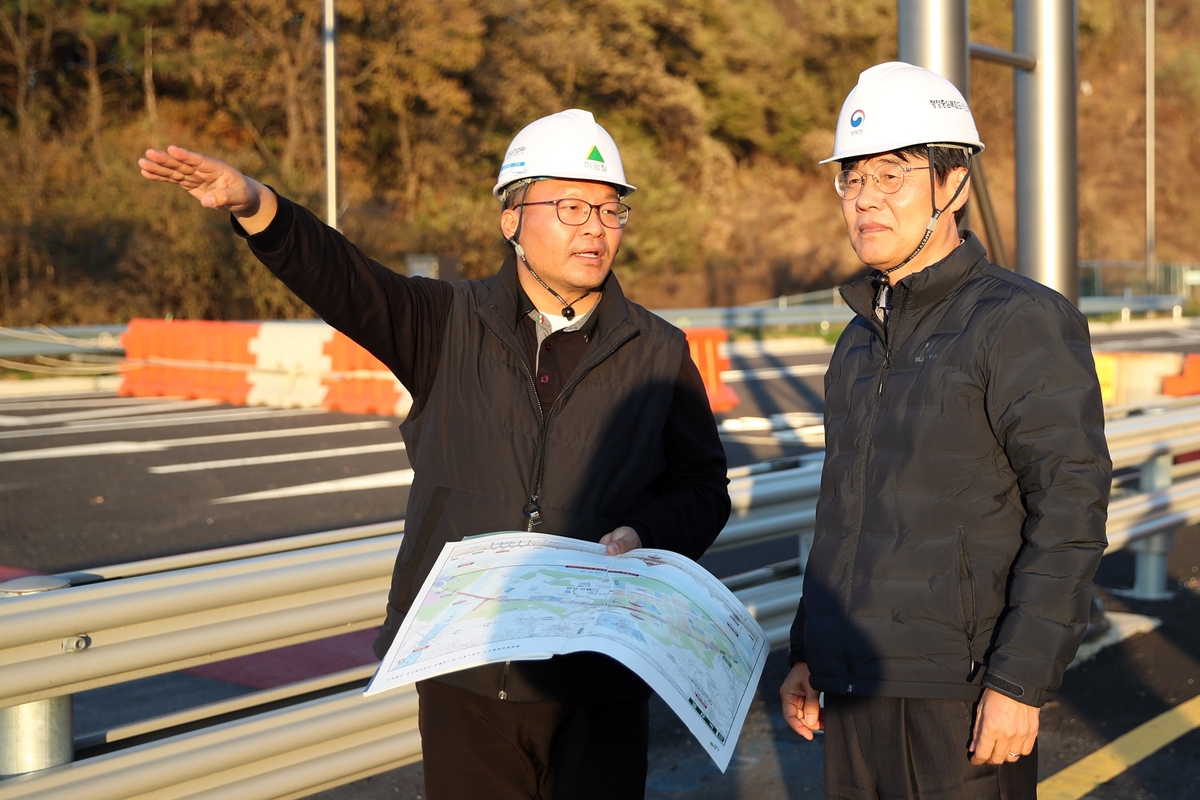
[0,0,1196,324]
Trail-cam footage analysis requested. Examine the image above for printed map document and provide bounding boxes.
[366,531,769,771]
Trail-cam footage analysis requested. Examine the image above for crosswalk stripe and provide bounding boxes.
[1037,693,1200,799]
[149,441,406,473]
[211,469,416,504]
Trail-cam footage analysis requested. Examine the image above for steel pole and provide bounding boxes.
[898,0,970,231]
[1015,0,1080,303]
[897,0,970,93]
[1146,0,1156,289]
[0,576,74,779]
[323,0,338,230]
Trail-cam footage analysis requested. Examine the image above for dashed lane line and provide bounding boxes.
[1037,693,1200,800]
[0,420,394,462]
[211,469,415,504]
[0,407,326,441]
[720,364,828,382]
[149,441,406,473]
[0,399,218,427]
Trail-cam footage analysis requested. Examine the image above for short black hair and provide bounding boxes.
[840,145,972,225]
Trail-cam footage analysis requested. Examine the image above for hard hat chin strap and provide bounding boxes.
[506,181,598,321]
[879,144,972,277]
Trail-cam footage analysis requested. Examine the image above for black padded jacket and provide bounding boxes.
[788,234,1111,708]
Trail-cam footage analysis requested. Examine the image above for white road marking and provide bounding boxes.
[0,407,327,441]
[0,421,395,462]
[0,397,167,411]
[0,399,219,427]
[211,469,416,504]
[720,363,827,382]
[149,441,407,473]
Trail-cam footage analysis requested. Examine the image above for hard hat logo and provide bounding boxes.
[850,110,865,128]
[492,109,636,199]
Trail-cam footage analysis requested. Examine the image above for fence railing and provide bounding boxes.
[3,401,1200,795]
[4,294,1191,362]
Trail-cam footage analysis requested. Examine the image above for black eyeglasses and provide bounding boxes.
[834,163,932,200]
[517,198,631,229]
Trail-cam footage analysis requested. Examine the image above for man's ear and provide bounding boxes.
[943,167,971,215]
[500,207,519,242]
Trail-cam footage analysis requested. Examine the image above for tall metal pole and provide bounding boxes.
[1146,0,1156,289]
[323,0,338,230]
[897,0,970,94]
[898,0,971,232]
[1015,0,1079,303]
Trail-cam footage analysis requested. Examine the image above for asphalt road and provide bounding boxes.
[3,322,1200,798]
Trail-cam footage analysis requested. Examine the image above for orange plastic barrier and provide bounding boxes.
[685,327,740,413]
[321,332,407,416]
[120,319,257,403]
[1164,354,1200,397]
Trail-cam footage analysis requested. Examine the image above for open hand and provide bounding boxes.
[138,145,276,232]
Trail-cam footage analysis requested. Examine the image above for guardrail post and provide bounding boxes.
[0,576,75,779]
[1126,454,1176,600]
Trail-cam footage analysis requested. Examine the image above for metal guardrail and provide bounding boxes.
[3,403,1200,794]
[0,326,125,359]
[0,295,1190,363]
[1077,293,1185,317]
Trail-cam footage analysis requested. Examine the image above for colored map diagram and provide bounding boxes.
[366,532,769,771]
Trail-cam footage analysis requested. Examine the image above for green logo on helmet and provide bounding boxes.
[586,146,605,163]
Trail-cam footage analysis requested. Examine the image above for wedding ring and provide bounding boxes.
[1008,752,1020,757]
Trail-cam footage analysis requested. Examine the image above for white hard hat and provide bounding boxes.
[822,61,985,165]
[493,109,636,198]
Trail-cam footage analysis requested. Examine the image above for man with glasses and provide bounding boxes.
[140,108,730,800]
[779,63,1110,799]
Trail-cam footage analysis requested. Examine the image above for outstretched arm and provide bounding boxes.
[138,145,277,234]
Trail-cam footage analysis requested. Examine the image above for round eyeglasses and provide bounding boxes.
[516,198,631,229]
[834,163,932,200]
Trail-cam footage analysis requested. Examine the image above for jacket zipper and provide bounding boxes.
[498,659,512,700]
[477,317,636,701]
[523,334,637,530]
[840,294,900,690]
[479,312,635,532]
[957,527,978,662]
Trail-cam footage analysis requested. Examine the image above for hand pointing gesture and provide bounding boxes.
[138,145,277,234]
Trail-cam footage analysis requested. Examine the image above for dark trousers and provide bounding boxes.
[417,679,650,800]
[823,694,1038,800]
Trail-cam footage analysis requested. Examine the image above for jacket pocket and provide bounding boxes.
[956,526,978,662]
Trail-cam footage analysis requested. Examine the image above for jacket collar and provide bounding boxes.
[478,254,638,359]
[841,232,988,343]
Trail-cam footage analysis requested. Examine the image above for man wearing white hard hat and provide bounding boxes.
[139,109,730,799]
[779,62,1110,798]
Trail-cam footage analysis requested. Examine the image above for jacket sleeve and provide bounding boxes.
[233,193,453,414]
[981,293,1112,707]
[620,351,731,560]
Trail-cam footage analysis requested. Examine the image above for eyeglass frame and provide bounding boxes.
[834,163,933,201]
[515,198,631,229]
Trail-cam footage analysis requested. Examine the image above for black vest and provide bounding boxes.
[374,261,686,701]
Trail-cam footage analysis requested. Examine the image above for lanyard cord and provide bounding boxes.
[506,181,597,320]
